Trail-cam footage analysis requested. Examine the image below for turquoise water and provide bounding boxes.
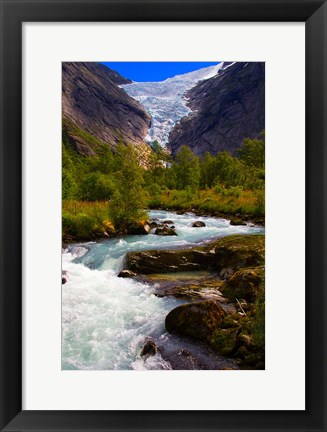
[62,210,264,370]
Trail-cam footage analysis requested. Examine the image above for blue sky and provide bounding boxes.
[101,62,220,82]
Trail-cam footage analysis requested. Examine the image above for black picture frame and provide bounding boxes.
[0,0,326,431]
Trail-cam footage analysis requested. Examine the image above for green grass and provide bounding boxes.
[62,201,114,242]
[147,187,265,217]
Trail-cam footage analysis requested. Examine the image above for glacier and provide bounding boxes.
[121,62,223,148]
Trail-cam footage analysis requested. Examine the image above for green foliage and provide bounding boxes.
[172,145,200,190]
[254,190,265,216]
[62,169,77,200]
[251,282,265,348]
[200,152,216,188]
[62,123,265,238]
[238,136,265,169]
[214,151,245,188]
[107,144,147,231]
[63,212,98,239]
[79,172,114,201]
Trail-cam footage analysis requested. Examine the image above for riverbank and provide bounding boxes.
[62,197,265,243]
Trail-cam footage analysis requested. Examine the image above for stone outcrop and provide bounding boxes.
[62,62,151,155]
[220,266,264,303]
[169,62,265,157]
[165,300,226,342]
[122,234,264,274]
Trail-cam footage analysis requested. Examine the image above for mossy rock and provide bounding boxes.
[220,266,264,303]
[211,235,264,272]
[165,300,226,344]
[123,234,264,275]
[210,328,238,356]
[230,218,246,226]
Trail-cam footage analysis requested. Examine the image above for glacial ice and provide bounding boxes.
[121,63,223,148]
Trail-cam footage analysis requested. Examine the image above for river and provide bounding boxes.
[62,210,264,370]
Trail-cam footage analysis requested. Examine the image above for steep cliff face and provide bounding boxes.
[168,62,265,157]
[62,62,151,155]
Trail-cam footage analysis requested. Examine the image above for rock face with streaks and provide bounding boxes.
[62,62,151,155]
[169,62,265,157]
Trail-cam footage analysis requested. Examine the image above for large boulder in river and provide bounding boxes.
[155,226,177,236]
[230,218,246,226]
[122,234,264,275]
[211,235,264,271]
[192,221,206,227]
[128,222,151,235]
[123,249,211,274]
[165,300,226,342]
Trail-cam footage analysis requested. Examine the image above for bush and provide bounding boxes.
[79,172,114,201]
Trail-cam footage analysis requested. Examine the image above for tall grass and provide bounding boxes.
[147,187,264,217]
[62,201,114,242]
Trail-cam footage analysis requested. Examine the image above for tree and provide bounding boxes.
[79,172,114,201]
[62,168,77,200]
[172,145,200,190]
[108,144,147,231]
[214,151,244,188]
[200,151,216,188]
[238,137,265,169]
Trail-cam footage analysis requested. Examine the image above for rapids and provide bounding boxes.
[62,210,264,370]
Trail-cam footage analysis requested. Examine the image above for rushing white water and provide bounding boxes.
[62,210,264,370]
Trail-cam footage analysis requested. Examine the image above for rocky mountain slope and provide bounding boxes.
[169,62,265,157]
[62,62,151,156]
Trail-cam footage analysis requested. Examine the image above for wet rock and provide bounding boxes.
[124,249,209,274]
[149,221,159,229]
[140,337,157,357]
[155,226,177,236]
[118,269,137,278]
[165,300,226,343]
[157,333,239,370]
[192,221,206,227]
[220,266,264,303]
[164,300,257,357]
[230,218,246,226]
[128,222,151,235]
[163,220,174,225]
[220,267,234,280]
[123,234,264,275]
[151,275,227,302]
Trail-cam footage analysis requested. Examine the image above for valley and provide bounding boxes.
[62,61,265,370]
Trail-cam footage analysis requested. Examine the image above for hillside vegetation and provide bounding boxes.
[62,127,265,242]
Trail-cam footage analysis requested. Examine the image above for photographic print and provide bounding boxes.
[62,61,265,370]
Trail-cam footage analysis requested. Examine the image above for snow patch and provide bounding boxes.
[121,63,223,148]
